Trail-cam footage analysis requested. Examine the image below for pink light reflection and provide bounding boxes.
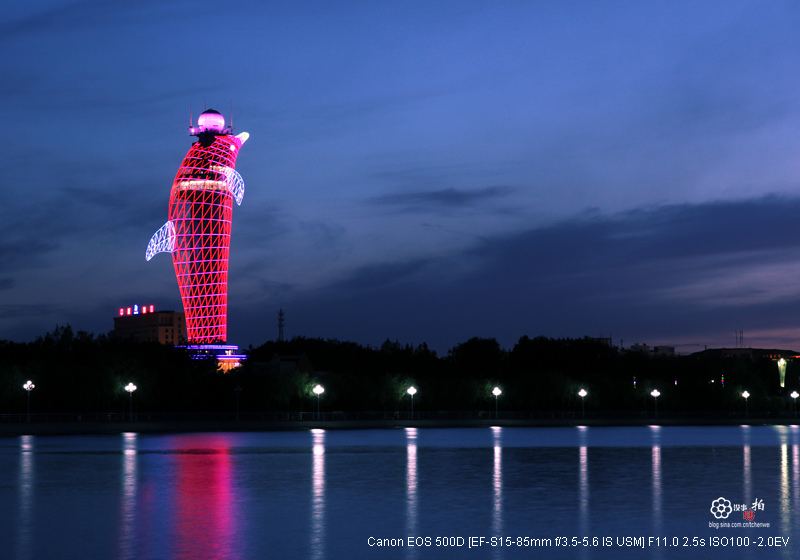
[171,434,241,560]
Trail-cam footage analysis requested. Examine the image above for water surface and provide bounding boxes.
[0,426,797,559]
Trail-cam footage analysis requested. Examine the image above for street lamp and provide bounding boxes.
[791,391,799,418]
[578,388,587,419]
[313,384,324,420]
[23,380,34,423]
[742,391,750,419]
[407,386,417,419]
[125,383,137,421]
[492,386,502,419]
[650,389,660,418]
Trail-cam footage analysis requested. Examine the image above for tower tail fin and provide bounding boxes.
[146,221,176,261]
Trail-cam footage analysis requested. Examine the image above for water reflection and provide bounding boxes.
[650,426,662,529]
[119,432,137,560]
[742,426,752,506]
[311,429,325,560]
[794,438,799,559]
[171,434,239,560]
[577,426,589,538]
[650,426,662,560]
[4,426,798,560]
[17,435,34,560]
[794,435,799,526]
[491,426,503,560]
[405,428,417,560]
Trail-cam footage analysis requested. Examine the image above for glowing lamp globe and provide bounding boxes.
[197,110,226,132]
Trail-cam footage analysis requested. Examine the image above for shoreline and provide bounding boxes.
[1,416,799,437]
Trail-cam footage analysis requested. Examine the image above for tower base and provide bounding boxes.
[183,344,246,372]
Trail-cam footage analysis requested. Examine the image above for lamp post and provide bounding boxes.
[492,386,502,419]
[125,383,137,421]
[742,391,750,419]
[791,391,799,418]
[578,388,587,419]
[23,380,34,423]
[313,384,324,420]
[407,386,417,419]
[650,389,660,418]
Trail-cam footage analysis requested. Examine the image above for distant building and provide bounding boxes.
[692,347,799,361]
[627,343,676,357]
[652,346,675,357]
[591,337,614,347]
[250,353,316,376]
[112,304,186,345]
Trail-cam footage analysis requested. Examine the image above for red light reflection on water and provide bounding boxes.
[170,434,240,560]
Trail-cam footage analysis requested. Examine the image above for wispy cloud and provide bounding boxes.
[266,196,800,351]
[369,185,515,213]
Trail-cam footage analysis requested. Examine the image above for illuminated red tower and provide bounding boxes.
[146,109,248,344]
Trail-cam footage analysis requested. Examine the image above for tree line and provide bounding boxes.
[0,326,796,415]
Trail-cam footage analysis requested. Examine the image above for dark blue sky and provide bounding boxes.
[3,0,800,353]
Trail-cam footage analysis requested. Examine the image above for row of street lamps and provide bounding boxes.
[16,380,800,420]
[20,380,138,422]
[396,386,800,420]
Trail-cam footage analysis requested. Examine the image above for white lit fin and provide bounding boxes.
[146,221,176,261]
[236,132,249,144]
[225,168,245,205]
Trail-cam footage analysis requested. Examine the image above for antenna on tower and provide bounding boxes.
[230,100,234,133]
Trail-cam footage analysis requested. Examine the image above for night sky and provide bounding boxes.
[4,0,800,353]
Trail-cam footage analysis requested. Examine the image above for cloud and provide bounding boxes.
[262,196,800,352]
[0,303,54,319]
[369,185,515,211]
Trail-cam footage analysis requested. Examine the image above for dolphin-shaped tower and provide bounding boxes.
[146,109,248,344]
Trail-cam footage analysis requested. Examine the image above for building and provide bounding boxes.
[256,353,315,376]
[627,343,676,357]
[112,304,186,345]
[145,109,249,368]
[146,109,249,344]
[185,344,246,372]
[692,347,799,361]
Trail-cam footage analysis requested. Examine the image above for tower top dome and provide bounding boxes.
[197,109,225,133]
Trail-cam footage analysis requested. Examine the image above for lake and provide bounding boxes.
[0,425,797,559]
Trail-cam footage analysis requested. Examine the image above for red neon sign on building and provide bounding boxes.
[146,110,248,344]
